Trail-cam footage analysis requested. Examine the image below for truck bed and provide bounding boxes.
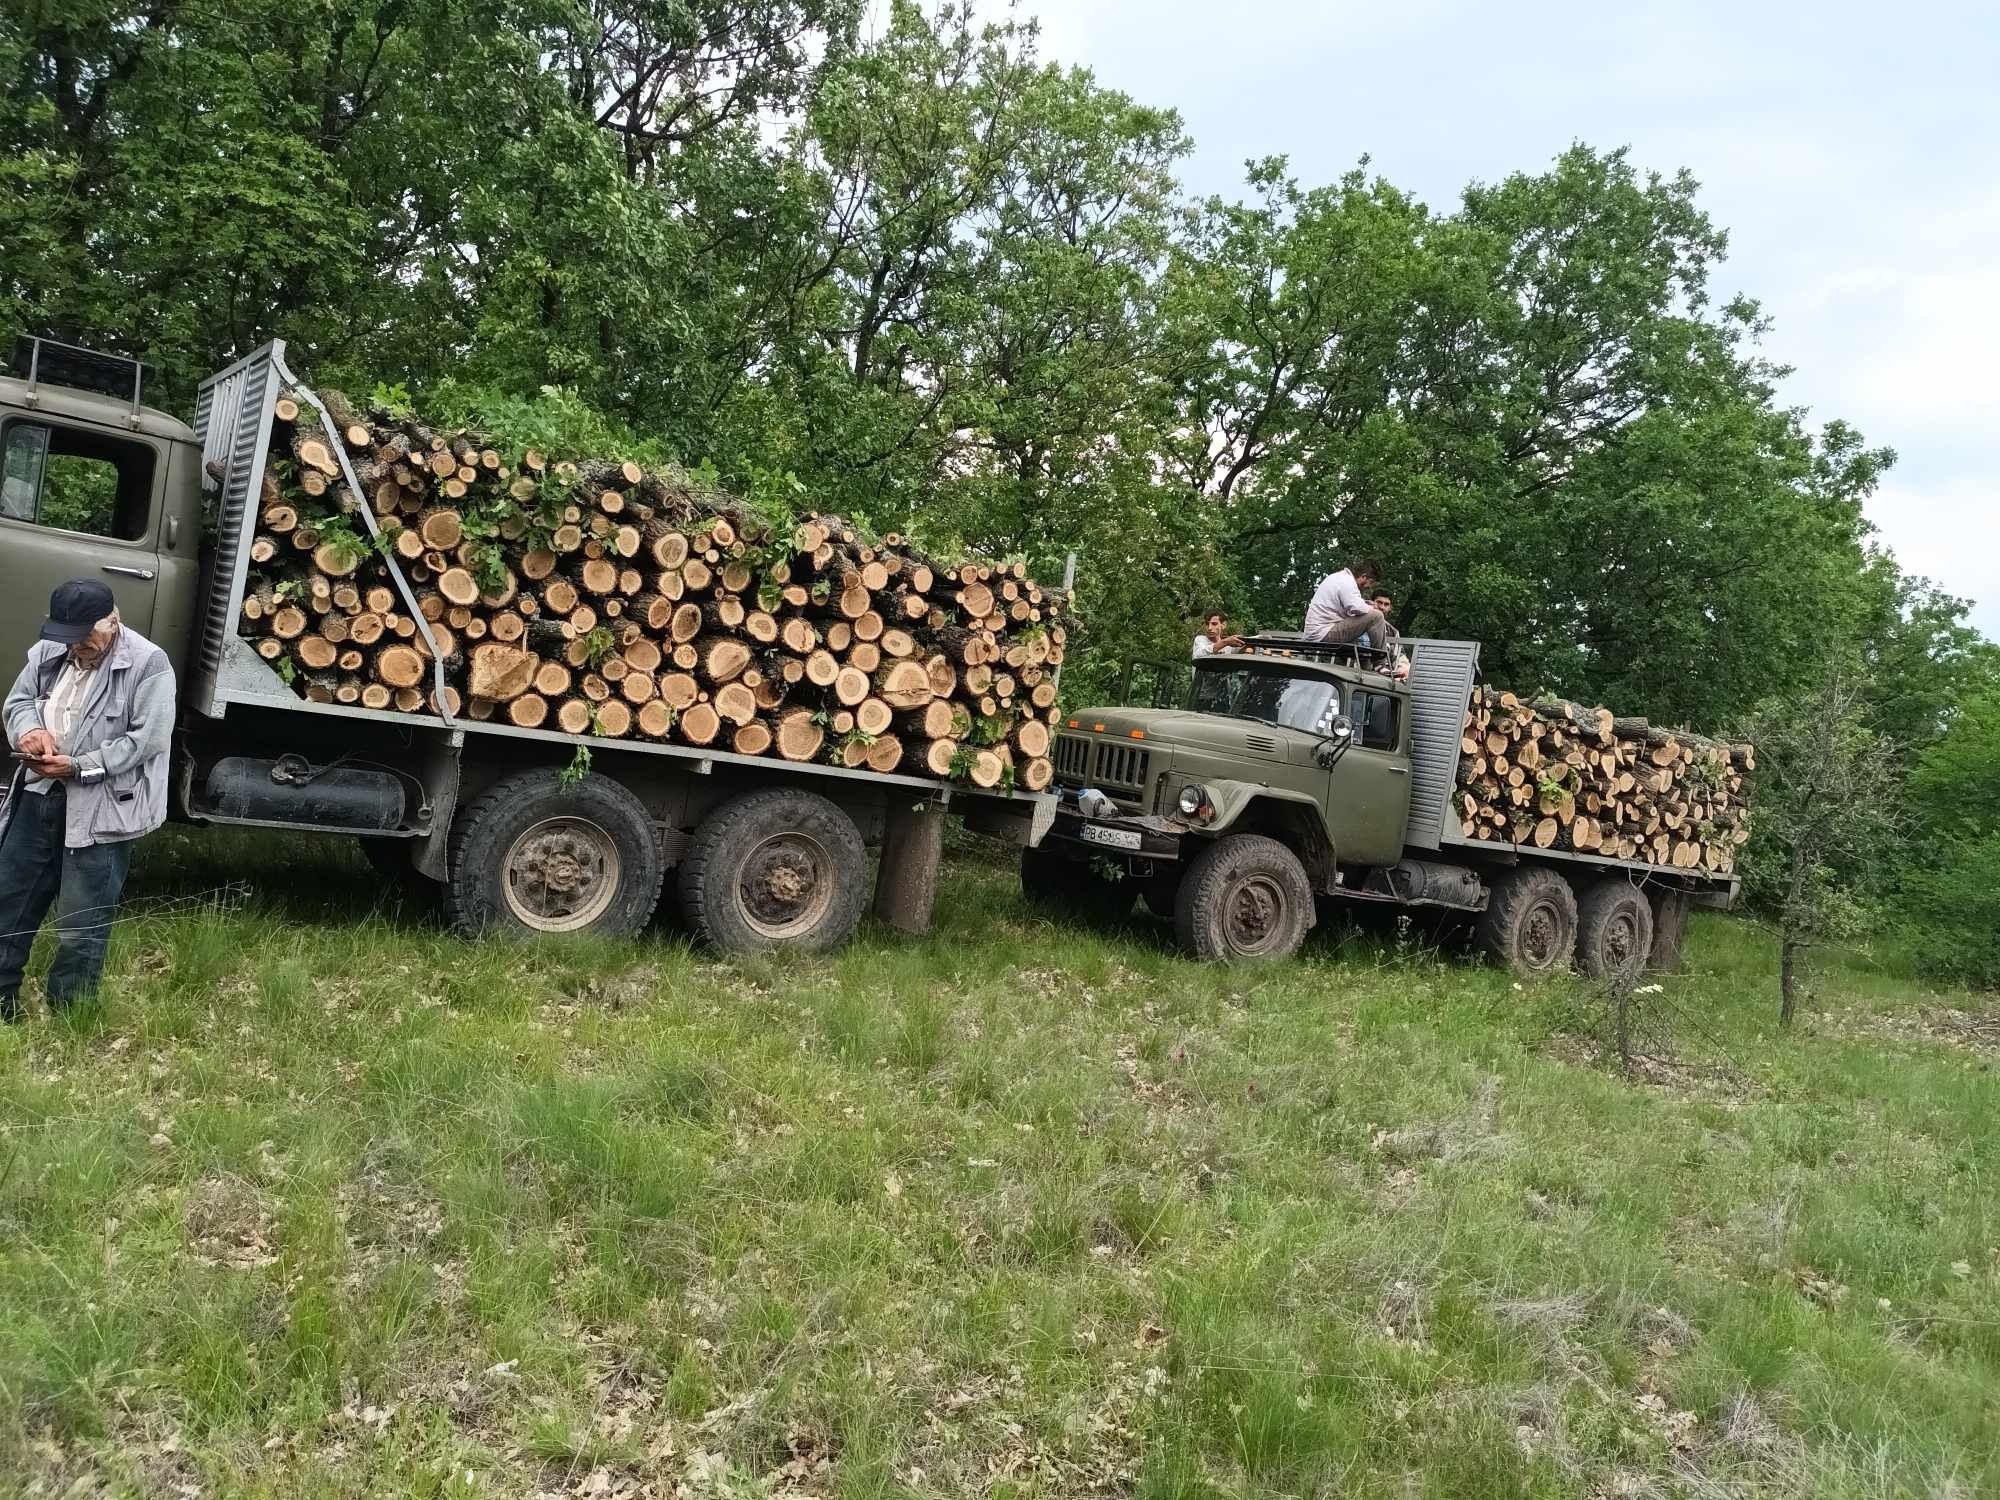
[187,341,1055,833]
[1399,636,1736,895]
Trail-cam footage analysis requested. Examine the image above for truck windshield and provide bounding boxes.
[1192,663,1338,733]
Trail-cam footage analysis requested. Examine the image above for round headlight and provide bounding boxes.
[1178,784,1208,817]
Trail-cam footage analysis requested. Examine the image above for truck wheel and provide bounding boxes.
[444,769,664,939]
[1019,843,1135,925]
[679,787,867,954]
[1476,867,1578,977]
[1173,835,1314,961]
[1576,880,1655,983]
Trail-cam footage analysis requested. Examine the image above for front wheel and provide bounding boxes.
[444,769,665,938]
[1173,834,1315,961]
[679,787,868,954]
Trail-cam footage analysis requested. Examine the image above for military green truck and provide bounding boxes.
[0,337,1053,950]
[1024,635,1737,977]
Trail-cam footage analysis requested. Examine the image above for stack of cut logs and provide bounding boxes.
[233,388,1074,790]
[1457,688,1754,873]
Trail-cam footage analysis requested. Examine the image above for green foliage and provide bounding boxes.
[311,513,367,569]
[368,382,414,421]
[579,627,616,669]
[557,745,592,791]
[968,713,1010,747]
[467,541,508,596]
[1897,685,2000,988]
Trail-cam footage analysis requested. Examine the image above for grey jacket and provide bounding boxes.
[3,627,175,848]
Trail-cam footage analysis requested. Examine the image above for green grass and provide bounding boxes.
[1,827,1995,1497]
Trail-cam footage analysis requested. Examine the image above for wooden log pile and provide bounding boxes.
[1456,687,1755,873]
[232,388,1073,790]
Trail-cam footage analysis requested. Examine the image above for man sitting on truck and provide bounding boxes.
[0,580,175,1022]
[1302,558,1389,658]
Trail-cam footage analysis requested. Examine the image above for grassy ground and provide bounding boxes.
[1,827,1995,1499]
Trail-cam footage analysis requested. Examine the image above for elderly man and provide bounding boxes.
[1,580,174,1021]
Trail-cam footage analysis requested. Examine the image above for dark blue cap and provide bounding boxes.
[40,578,116,644]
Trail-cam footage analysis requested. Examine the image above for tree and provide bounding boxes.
[1744,659,1904,1024]
[1899,675,2000,989]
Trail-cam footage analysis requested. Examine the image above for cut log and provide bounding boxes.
[699,637,752,683]
[732,720,773,757]
[774,709,823,763]
[375,644,426,689]
[468,642,535,701]
[920,738,958,777]
[713,681,757,726]
[874,659,933,711]
[438,568,480,607]
[854,697,894,737]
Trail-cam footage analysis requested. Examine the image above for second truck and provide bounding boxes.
[1024,635,1744,978]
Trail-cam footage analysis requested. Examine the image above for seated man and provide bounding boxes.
[1301,558,1387,655]
[1192,610,1245,659]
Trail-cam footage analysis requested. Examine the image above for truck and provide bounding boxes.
[0,337,1054,949]
[1024,634,1739,977]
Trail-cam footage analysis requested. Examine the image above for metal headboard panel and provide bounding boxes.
[1399,636,1481,851]
[189,342,284,717]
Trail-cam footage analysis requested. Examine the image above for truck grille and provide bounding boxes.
[1052,733,1150,794]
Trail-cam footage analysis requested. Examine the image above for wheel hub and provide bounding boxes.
[741,832,833,939]
[1223,874,1286,954]
[503,817,621,932]
[1603,911,1640,975]
[1522,902,1563,969]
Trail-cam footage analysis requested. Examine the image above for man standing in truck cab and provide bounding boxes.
[1302,558,1389,656]
[0,579,174,1021]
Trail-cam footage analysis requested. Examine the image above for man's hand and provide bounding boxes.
[28,753,77,779]
[16,728,55,759]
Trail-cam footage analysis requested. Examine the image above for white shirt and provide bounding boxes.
[1192,633,1217,659]
[1302,569,1369,637]
[24,656,99,795]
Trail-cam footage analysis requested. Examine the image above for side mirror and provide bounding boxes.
[1315,716,1353,769]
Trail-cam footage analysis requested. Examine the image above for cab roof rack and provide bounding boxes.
[1233,631,1390,667]
[7,336,150,419]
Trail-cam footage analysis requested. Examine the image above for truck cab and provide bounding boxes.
[0,339,205,675]
[1027,635,1425,958]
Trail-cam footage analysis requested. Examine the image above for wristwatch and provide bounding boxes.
[79,762,105,784]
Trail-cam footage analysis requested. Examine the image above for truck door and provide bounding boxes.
[0,417,162,662]
[1323,683,1409,867]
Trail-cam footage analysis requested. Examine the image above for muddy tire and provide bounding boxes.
[1576,880,1655,983]
[1173,834,1314,961]
[679,787,868,954]
[1019,842,1135,925]
[445,769,664,939]
[1476,866,1578,977]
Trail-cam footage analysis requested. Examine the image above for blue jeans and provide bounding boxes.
[0,784,134,1019]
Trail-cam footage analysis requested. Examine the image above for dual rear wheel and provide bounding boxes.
[1475,866,1655,982]
[443,770,868,953]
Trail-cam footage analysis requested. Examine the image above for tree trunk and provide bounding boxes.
[870,798,944,936]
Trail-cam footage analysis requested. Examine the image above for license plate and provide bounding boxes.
[1079,824,1142,850]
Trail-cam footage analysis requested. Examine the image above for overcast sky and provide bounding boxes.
[1016,0,1998,637]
